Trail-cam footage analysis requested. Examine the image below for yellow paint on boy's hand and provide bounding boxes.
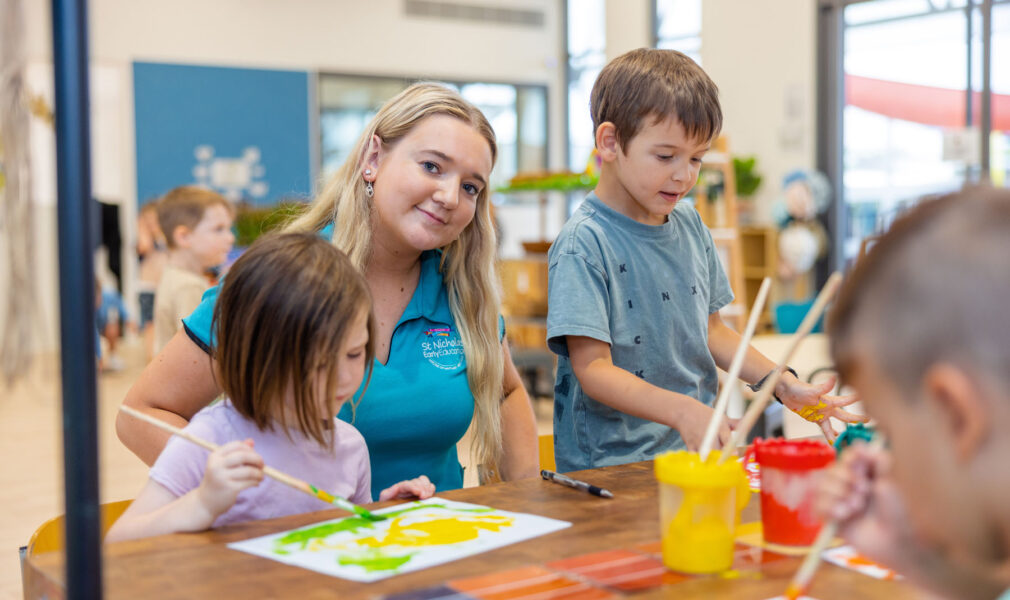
[357,515,514,549]
[795,401,828,423]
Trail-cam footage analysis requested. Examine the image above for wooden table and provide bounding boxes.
[24,461,918,599]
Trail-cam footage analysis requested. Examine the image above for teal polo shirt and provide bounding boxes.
[182,242,502,499]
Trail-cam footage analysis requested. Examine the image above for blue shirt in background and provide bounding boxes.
[546,192,733,472]
[183,242,502,498]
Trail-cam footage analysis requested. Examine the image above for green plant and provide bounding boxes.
[732,155,763,198]
[232,201,308,247]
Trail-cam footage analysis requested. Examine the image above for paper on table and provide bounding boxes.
[228,497,571,582]
[821,545,902,580]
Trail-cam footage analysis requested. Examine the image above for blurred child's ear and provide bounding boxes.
[172,225,192,248]
[923,364,989,463]
[595,122,620,162]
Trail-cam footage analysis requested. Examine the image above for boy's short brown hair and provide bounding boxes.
[829,187,1010,393]
[156,186,233,249]
[590,48,722,149]
[212,232,375,449]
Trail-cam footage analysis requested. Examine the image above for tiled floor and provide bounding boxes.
[1,339,554,600]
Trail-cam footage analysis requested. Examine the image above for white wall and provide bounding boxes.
[605,0,652,61]
[20,0,566,352]
[16,0,818,353]
[701,0,818,224]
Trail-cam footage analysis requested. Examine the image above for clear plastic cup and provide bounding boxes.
[655,450,750,574]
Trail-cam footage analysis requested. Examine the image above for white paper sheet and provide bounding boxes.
[821,545,902,580]
[228,497,571,582]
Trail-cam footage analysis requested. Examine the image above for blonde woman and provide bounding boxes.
[118,83,539,497]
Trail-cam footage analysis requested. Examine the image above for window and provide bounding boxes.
[821,0,1010,269]
[317,74,547,190]
[565,0,605,172]
[654,0,702,64]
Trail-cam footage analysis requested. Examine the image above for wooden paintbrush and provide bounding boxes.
[698,277,772,462]
[119,404,386,521]
[717,272,843,465]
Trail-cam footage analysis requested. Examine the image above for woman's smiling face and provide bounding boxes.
[365,114,494,254]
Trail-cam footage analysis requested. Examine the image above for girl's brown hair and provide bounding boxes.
[212,232,375,448]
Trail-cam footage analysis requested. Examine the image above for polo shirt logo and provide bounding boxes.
[421,325,465,370]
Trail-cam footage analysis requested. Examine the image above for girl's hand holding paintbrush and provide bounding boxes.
[197,439,265,520]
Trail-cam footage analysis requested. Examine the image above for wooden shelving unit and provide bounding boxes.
[693,140,747,331]
[740,226,778,332]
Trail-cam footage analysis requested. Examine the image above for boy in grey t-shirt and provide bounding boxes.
[547,49,865,473]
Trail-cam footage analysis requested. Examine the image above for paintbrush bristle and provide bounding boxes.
[784,583,803,600]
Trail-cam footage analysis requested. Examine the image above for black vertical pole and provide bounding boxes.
[51,0,102,598]
[817,1,845,276]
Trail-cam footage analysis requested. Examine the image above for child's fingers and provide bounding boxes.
[830,405,870,424]
[814,376,836,395]
[218,446,263,470]
[716,421,733,449]
[828,393,861,408]
[818,454,872,522]
[226,465,264,486]
[411,476,436,499]
[816,468,855,520]
[819,418,839,442]
[378,478,434,501]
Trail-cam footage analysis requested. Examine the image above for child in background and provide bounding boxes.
[136,202,167,361]
[95,275,132,372]
[153,186,235,354]
[818,188,1010,600]
[107,233,435,542]
[547,48,865,472]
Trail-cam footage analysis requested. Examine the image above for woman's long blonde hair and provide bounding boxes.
[286,83,504,479]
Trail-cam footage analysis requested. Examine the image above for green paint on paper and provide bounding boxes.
[381,503,493,520]
[337,550,415,572]
[273,517,375,550]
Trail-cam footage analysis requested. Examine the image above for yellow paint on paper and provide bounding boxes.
[357,514,514,549]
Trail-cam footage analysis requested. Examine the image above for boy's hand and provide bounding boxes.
[195,439,264,519]
[815,443,913,569]
[777,373,868,442]
[378,475,435,501]
[675,399,733,452]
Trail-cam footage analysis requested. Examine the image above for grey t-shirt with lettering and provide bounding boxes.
[546,192,733,472]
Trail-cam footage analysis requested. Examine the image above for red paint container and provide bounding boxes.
[751,438,835,546]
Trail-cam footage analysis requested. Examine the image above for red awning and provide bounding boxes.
[845,74,1010,131]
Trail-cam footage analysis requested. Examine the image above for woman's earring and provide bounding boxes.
[365,181,374,198]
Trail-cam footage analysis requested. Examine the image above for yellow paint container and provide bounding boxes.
[654,450,750,574]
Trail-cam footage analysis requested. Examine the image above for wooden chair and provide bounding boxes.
[20,499,132,598]
[538,433,555,472]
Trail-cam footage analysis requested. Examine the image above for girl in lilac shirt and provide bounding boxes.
[108,234,434,541]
